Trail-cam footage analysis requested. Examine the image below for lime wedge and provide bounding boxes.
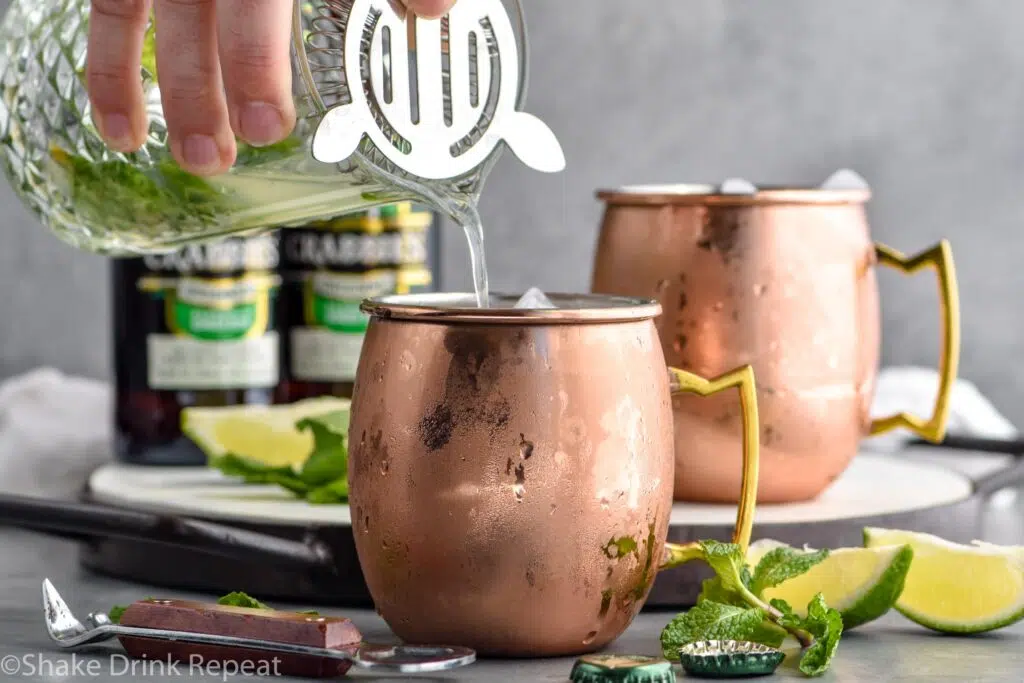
[864,527,1024,634]
[747,538,913,630]
[182,397,351,469]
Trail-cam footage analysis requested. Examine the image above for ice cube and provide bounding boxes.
[820,169,870,191]
[719,177,758,195]
[515,287,556,309]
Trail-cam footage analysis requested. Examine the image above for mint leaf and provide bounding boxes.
[740,563,753,587]
[298,410,350,438]
[261,471,313,496]
[209,454,310,496]
[660,601,784,660]
[297,411,350,487]
[698,551,756,606]
[750,547,829,596]
[698,541,747,593]
[206,410,350,504]
[208,453,287,477]
[698,577,747,606]
[307,477,350,505]
[769,595,843,676]
[108,605,128,624]
[235,137,303,166]
[770,597,798,625]
[797,594,843,677]
[217,592,271,610]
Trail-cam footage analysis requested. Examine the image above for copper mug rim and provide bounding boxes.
[360,292,662,325]
[597,183,872,207]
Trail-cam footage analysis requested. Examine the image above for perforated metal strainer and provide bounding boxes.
[295,0,564,185]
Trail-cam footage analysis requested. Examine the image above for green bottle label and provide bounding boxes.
[173,301,260,340]
[309,297,366,334]
[167,276,275,341]
[280,205,435,384]
[127,235,282,391]
[304,271,392,335]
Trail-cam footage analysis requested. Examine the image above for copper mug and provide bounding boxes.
[591,184,961,504]
[347,293,761,657]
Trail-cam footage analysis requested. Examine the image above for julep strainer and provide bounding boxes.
[304,0,565,180]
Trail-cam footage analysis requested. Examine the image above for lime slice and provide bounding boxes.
[863,527,1024,634]
[746,538,913,630]
[182,397,351,469]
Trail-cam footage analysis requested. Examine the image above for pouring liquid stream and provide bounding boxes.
[459,207,490,309]
[369,157,491,309]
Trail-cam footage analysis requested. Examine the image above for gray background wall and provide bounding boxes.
[2,0,1023,425]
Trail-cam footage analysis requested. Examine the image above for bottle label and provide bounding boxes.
[115,235,282,392]
[281,209,434,383]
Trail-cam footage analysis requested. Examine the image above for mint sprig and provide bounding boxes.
[217,591,271,610]
[208,410,350,504]
[660,540,843,677]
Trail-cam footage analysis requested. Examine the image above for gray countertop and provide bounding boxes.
[3,501,1024,683]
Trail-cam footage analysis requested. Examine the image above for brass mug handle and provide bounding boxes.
[870,240,961,442]
[661,365,761,570]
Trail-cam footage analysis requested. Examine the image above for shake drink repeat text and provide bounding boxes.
[1,652,282,680]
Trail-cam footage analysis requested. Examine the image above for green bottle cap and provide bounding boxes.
[569,655,675,683]
[677,640,784,678]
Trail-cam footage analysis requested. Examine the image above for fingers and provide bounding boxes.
[402,0,456,18]
[86,0,152,153]
[217,0,296,148]
[154,0,235,175]
[91,0,452,172]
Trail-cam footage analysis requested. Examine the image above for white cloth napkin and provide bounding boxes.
[862,366,1018,453]
[0,368,112,499]
[0,365,1015,499]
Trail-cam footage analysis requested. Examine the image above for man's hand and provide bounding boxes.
[86,0,456,176]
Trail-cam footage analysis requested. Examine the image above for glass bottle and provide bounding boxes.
[112,233,282,465]
[275,203,440,403]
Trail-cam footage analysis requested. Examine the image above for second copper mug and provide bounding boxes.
[347,293,761,657]
[591,184,961,504]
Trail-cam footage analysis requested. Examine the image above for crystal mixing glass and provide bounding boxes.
[0,0,565,254]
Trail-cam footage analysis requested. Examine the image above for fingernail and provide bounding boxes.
[182,134,222,171]
[239,102,285,147]
[101,113,134,150]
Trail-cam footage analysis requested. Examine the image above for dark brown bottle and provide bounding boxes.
[112,234,282,465]
[276,204,439,403]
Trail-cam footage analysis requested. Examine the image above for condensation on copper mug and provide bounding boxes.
[346,295,676,657]
[592,186,882,503]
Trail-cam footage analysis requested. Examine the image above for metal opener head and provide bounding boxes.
[296,0,565,184]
